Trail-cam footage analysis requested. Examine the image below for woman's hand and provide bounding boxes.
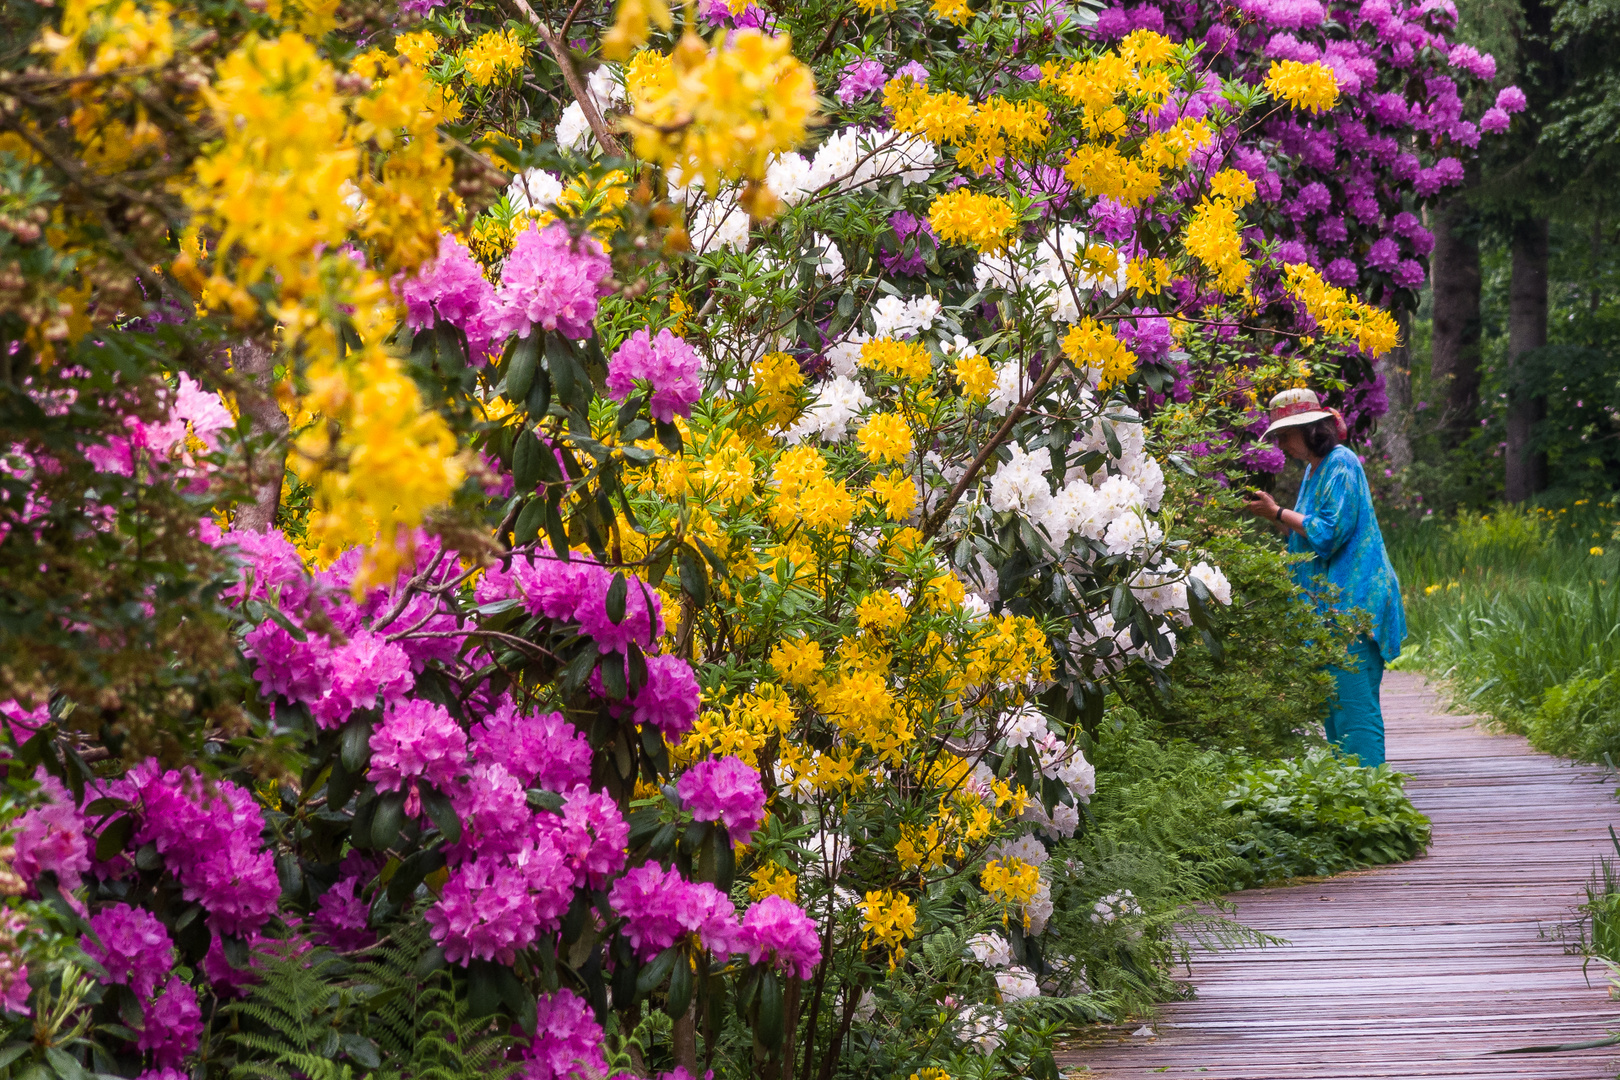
[1244,490,1280,521]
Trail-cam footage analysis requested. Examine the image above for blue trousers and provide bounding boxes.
[1327,636,1386,767]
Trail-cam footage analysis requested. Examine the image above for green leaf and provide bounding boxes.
[635,946,679,999]
[515,497,548,546]
[505,333,541,403]
[371,791,407,851]
[598,656,628,700]
[606,572,628,624]
[665,947,693,1019]
[420,786,462,846]
[754,969,784,1050]
[94,815,134,862]
[341,718,373,773]
[513,428,544,491]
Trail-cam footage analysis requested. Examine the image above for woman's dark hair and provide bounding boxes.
[1301,416,1340,458]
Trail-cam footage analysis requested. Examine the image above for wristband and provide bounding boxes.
[1275,505,1285,523]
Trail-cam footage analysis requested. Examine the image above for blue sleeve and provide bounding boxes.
[1299,460,1358,562]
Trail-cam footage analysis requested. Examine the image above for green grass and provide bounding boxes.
[1387,502,1620,759]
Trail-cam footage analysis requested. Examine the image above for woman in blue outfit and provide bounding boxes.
[1243,389,1407,768]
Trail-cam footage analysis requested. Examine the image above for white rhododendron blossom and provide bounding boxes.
[968,933,1014,968]
[996,966,1042,1001]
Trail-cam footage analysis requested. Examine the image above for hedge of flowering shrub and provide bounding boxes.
[0,0,1489,1074]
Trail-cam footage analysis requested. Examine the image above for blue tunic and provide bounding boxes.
[1287,444,1407,663]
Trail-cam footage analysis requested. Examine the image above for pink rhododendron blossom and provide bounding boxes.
[12,771,89,897]
[117,761,280,936]
[1496,85,1527,113]
[425,842,571,965]
[523,988,608,1080]
[548,787,629,890]
[469,698,592,792]
[0,910,30,1016]
[399,233,501,363]
[313,877,375,952]
[136,976,202,1068]
[607,862,740,959]
[311,630,415,728]
[83,904,174,1000]
[836,59,887,105]
[605,328,704,423]
[448,762,532,860]
[494,223,612,342]
[739,894,822,979]
[675,757,765,844]
[368,699,468,796]
[1478,106,1510,133]
[631,655,701,738]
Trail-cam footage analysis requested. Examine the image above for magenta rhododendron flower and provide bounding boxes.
[523,988,608,1080]
[368,698,468,796]
[549,787,629,890]
[836,59,887,105]
[739,894,822,979]
[399,233,501,363]
[136,976,202,1068]
[493,222,612,342]
[313,877,375,952]
[83,904,174,1000]
[675,757,766,844]
[631,654,701,738]
[425,842,571,965]
[605,328,704,423]
[12,771,89,898]
[607,862,741,959]
[448,762,533,860]
[469,697,592,792]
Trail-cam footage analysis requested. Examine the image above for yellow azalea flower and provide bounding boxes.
[1281,263,1401,354]
[1264,59,1340,114]
[857,412,915,464]
[931,0,972,22]
[861,337,933,382]
[748,863,798,902]
[855,590,908,632]
[927,189,1017,253]
[769,636,826,686]
[860,889,918,967]
[1061,317,1137,390]
[1185,196,1250,293]
[869,469,918,521]
[626,30,817,193]
[395,29,438,66]
[460,28,526,87]
[954,353,995,401]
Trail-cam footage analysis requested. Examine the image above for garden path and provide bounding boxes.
[1063,671,1620,1080]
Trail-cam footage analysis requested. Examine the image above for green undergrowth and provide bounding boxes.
[1388,502,1620,762]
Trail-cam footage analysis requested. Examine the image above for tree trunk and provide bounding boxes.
[228,337,289,532]
[1504,216,1550,503]
[1373,308,1413,472]
[1429,198,1483,448]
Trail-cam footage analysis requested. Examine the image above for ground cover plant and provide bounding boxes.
[0,0,1479,1073]
[1389,502,1620,762]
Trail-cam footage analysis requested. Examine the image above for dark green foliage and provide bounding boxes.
[220,924,517,1080]
[1223,754,1433,874]
[1113,532,1359,758]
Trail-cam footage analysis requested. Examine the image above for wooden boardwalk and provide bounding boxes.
[1065,672,1620,1080]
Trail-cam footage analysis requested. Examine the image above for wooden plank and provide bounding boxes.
[1063,672,1620,1079]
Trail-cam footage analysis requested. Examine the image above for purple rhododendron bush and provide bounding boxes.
[0,0,1497,1073]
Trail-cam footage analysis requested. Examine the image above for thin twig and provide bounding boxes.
[503,0,627,156]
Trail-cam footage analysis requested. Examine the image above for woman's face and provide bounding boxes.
[1276,428,1309,461]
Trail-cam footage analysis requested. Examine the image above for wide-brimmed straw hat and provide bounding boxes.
[1264,388,1346,439]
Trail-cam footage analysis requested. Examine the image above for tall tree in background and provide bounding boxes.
[1428,192,1484,448]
